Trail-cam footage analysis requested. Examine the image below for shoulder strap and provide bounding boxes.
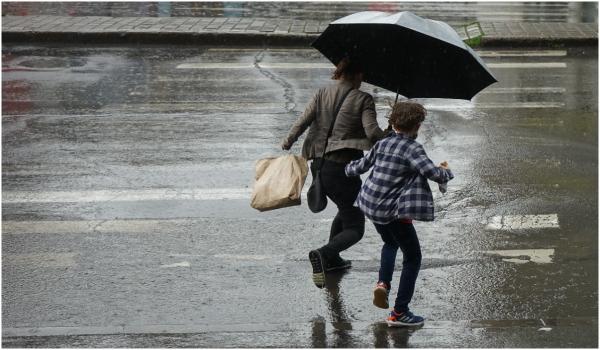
[317,87,354,168]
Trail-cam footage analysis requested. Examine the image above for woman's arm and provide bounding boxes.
[361,95,389,143]
[281,90,320,150]
[345,143,378,177]
[408,144,454,183]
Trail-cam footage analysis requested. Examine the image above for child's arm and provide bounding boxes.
[345,144,378,177]
[408,145,454,183]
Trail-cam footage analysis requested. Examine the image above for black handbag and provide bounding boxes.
[307,87,353,213]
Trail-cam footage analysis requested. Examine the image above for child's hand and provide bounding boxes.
[439,161,449,169]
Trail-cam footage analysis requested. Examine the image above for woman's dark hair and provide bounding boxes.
[389,101,427,131]
[332,57,363,80]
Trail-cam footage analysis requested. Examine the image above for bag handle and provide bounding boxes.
[316,87,353,170]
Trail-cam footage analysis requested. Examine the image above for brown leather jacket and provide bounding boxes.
[283,80,388,162]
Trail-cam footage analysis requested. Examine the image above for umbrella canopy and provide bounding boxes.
[312,11,497,100]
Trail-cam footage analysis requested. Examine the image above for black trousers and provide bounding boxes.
[311,158,365,261]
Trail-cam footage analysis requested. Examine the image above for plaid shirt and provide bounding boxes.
[345,133,454,224]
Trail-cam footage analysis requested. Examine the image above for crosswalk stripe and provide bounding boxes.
[160,261,191,268]
[374,87,566,96]
[176,62,567,69]
[2,218,321,235]
[1,213,562,235]
[380,102,565,109]
[487,62,567,69]
[2,184,567,208]
[481,87,566,94]
[2,253,77,267]
[206,48,568,58]
[476,50,567,58]
[2,188,253,204]
[100,101,564,112]
[485,214,559,230]
[374,87,566,97]
[2,219,195,234]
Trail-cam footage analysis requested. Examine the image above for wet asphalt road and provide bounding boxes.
[2,44,598,347]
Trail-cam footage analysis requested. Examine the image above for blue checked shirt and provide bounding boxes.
[345,133,454,224]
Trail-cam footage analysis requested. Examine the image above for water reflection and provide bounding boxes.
[309,270,420,347]
[310,270,357,347]
[372,321,418,348]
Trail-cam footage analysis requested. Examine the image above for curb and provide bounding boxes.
[3,31,598,48]
[480,36,598,48]
[2,31,318,47]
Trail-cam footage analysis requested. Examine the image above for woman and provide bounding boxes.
[281,58,389,288]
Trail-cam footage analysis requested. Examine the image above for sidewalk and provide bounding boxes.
[2,15,598,47]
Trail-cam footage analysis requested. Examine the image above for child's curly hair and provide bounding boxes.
[388,101,427,131]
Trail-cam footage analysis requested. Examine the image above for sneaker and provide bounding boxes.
[386,310,425,327]
[325,256,352,272]
[308,250,326,288]
[373,282,390,309]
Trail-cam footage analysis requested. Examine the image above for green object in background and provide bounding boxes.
[462,21,485,47]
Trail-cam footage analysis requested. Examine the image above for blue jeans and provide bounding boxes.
[373,221,422,313]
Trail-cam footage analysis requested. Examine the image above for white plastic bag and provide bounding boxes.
[250,154,308,212]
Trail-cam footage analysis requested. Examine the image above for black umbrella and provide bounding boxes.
[312,11,497,100]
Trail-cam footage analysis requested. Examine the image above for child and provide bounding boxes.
[345,101,453,327]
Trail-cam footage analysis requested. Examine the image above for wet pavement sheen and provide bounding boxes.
[2,44,598,347]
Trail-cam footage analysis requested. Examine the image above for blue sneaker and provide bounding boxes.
[386,310,425,327]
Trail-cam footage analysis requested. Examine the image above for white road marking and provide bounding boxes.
[538,318,552,331]
[104,100,565,111]
[2,253,77,267]
[207,48,316,52]
[2,188,253,204]
[205,48,568,58]
[477,50,567,57]
[2,219,196,234]
[177,62,567,70]
[4,220,92,234]
[3,218,318,235]
[214,254,283,261]
[487,62,567,69]
[176,62,333,69]
[374,87,566,97]
[485,214,559,230]
[3,187,316,204]
[160,261,190,268]
[376,87,565,96]
[484,249,555,264]
[481,87,566,94]
[382,102,565,110]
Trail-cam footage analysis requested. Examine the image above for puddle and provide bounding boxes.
[484,249,555,264]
